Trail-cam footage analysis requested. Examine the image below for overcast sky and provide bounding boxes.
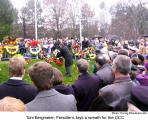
[10,0,148,23]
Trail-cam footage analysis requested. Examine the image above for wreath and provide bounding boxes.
[2,36,19,55]
[89,54,96,60]
[0,46,3,60]
[45,58,53,63]
[72,42,80,55]
[13,54,23,58]
[87,47,96,60]
[38,49,46,59]
[2,36,18,46]
[87,47,95,54]
[28,40,41,55]
[45,49,64,66]
[4,46,19,55]
[0,46,3,55]
[55,57,64,66]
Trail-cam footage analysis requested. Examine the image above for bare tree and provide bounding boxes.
[20,0,44,39]
[109,1,148,40]
[81,3,98,37]
[43,0,69,39]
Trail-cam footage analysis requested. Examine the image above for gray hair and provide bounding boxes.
[77,59,89,73]
[112,55,131,75]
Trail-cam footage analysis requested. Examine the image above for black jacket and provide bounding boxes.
[82,41,89,49]
[0,79,37,104]
[58,45,73,66]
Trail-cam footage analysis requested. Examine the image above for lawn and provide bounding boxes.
[0,59,95,86]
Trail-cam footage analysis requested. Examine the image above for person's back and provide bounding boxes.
[0,79,37,104]
[136,74,148,86]
[95,55,114,88]
[72,73,99,111]
[26,89,76,111]
[26,62,77,111]
[136,62,148,86]
[72,59,100,111]
[52,67,74,95]
[90,55,134,111]
[0,57,37,104]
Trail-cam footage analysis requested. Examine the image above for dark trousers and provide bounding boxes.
[65,65,72,76]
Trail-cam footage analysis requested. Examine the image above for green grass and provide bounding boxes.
[0,59,95,86]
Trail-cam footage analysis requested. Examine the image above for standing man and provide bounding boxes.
[95,54,114,88]
[72,59,100,111]
[58,43,73,77]
[89,55,134,111]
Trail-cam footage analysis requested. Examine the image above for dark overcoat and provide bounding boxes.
[58,45,73,66]
[0,79,37,104]
[72,72,100,111]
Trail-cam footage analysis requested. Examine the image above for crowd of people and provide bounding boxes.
[0,36,148,112]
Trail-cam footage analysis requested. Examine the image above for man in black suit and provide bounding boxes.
[58,43,73,77]
[0,57,37,104]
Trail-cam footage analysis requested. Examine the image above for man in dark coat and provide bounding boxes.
[89,55,135,111]
[82,38,89,50]
[0,57,37,104]
[95,54,114,88]
[58,43,73,76]
[72,59,100,111]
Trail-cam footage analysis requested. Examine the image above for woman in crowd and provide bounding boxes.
[136,62,148,86]
[53,67,74,95]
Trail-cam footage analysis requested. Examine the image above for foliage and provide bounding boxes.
[0,0,14,41]
[0,59,95,85]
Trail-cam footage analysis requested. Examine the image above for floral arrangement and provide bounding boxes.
[12,54,23,58]
[55,57,64,66]
[4,46,18,55]
[38,49,46,59]
[53,49,60,57]
[72,42,80,55]
[2,36,18,45]
[72,45,96,60]
[28,40,41,55]
[0,46,3,61]
[26,59,32,64]
[0,46,3,54]
[87,47,96,60]
[45,49,64,66]
[45,57,54,63]
[2,36,19,55]
[89,54,96,60]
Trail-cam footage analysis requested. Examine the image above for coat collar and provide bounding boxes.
[98,63,110,71]
[78,72,90,80]
[114,76,132,84]
[4,79,28,86]
[36,89,59,98]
